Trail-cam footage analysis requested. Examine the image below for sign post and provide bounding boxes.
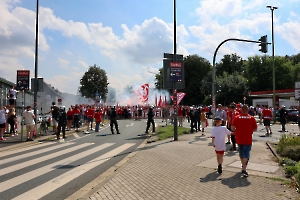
[16,70,30,91]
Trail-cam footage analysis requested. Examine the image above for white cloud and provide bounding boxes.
[77,60,89,69]
[58,57,70,69]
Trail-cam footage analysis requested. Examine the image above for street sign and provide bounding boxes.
[16,70,30,90]
[169,62,182,82]
[295,82,300,89]
[163,59,185,89]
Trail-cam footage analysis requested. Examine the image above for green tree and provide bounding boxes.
[215,53,245,77]
[154,68,163,90]
[245,55,294,92]
[79,64,109,101]
[215,72,248,105]
[181,54,212,105]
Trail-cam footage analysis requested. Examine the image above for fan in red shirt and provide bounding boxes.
[72,105,81,131]
[178,106,183,127]
[66,107,74,131]
[94,109,103,132]
[231,105,257,177]
[262,105,272,135]
[86,106,95,131]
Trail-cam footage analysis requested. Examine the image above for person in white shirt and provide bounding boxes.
[0,106,7,141]
[211,116,231,174]
[22,106,36,141]
[7,85,18,108]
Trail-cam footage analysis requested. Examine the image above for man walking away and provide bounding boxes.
[108,106,120,134]
[262,105,272,135]
[145,106,155,134]
[231,105,257,177]
[279,105,287,132]
[57,106,67,139]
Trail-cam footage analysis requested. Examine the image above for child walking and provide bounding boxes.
[211,116,231,174]
[200,109,207,136]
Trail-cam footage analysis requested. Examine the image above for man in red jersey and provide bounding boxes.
[86,106,95,131]
[231,105,257,177]
[262,105,273,135]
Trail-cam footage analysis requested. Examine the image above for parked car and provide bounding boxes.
[276,109,298,123]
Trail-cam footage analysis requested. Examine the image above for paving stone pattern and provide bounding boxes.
[88,133,299,200]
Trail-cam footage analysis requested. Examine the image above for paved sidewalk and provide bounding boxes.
[87,123,299,200]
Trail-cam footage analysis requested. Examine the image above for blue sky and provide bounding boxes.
[1,0,300,95]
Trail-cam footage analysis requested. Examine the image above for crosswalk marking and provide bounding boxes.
[1,143,92,176]
[73,132,80,138]
[0,143,115,192]
[0,142,74,165]
[12,143,135,200]
[0,142,54,157]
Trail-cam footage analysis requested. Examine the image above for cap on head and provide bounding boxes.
[214,116,223,121]
[282,105,286,108]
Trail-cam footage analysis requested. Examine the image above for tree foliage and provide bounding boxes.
[152,52,300,106]
[79,65,108,101]
[216,72,248,105]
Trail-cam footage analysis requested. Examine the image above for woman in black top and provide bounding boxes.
[6,108,17,136]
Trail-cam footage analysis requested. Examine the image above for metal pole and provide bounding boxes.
[34,0,39,118]
[173,0,178,141]
[271,8,276,121]
[267,5,277,121]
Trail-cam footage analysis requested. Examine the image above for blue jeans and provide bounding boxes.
[238,144,252,159]
[95,122,100,132]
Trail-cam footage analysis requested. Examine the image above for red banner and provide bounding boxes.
[170,92,186,105]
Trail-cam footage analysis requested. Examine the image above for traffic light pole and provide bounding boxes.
[212,38,270,119]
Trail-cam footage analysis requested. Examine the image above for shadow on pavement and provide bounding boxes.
[199,171,222,183]
[221,172,251,188]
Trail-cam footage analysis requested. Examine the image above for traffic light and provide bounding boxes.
[259,35,268,53]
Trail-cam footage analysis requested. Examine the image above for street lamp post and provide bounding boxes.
[267,5,278,120]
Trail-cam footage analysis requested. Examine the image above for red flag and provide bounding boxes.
[158,95,163,107]
[141,83,149,102]
[170,92,186,105]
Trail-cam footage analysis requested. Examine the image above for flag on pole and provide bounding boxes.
[141,83,149,102]
[158,95,163,107]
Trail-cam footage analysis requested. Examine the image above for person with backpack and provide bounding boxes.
[145,106,155,134]
[108,105,120,134]
[48,102,59,134]
[189,106,198,133]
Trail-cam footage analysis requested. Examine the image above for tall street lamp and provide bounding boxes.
[267,5,278,120]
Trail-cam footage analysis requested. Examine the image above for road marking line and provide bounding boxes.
[12,143,135,200]
[0,143,73,165]
[1,143,92,175]
[0,142,54,158]
[0,143,115,193]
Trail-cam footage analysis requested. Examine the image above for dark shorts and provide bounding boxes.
[263,119,271,126]
[0,123,5,128]
[238,144,252,159]
[67,116,73,120]
[88,118,94,123]
[9,99,16,105]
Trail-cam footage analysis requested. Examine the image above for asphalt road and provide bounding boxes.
[0,119,148,200]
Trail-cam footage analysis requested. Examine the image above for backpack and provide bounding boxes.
[52,106,59,119]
